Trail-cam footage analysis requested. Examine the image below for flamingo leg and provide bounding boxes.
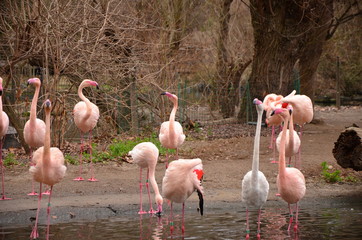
[170,202,174,233]
[88,130,98,182]
[138,168,146,214]
[287,204,294,232]
[146,169,155,214]
[46,186,53,240]
[245,208,250,239]
[270,126,278,163]
[269,126,274,149]
[0,138,11,200]
[257,208,262,239]
[294,203,300,232]
[74,132,84,181]
[30,183,42,239]
[297,125,304,169]
[27,149,38,196]
[181,203,186,233]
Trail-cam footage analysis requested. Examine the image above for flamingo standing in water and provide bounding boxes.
[159,92,185,168]
[276,106,301,167]
[23,78,46,196]
[162,158,204,233]
[29,99,67,240]
[0,78,10,200]
[241,98,269,239]
[73,79,99,181]
[271,107,306,232]
[128,142,163,215]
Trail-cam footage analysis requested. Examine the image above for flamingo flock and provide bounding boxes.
[0,75,315,239]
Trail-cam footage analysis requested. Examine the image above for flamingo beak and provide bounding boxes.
[197,189,204,216]
[156,204,162,217]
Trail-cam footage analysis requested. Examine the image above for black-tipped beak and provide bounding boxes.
[161,92,166,95]
[270,110,275,116]
[0,90,3,96]
[155,211,162,217]
[96,85,99,90]
[45,100,51,107]
[197,189,204,216]
[289,109,293,115]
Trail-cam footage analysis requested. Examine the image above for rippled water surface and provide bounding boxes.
[1,204,361,240]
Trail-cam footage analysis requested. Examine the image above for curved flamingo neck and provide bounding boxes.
[43,108,51,167]
[30,84,40,125]
[148,166,162,202]
[0,94,4,132]
[278,114,289,177]
[287,113,295,154]
[78,83,92,120]
[252,108,262,180]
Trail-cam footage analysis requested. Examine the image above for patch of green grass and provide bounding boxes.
[321,161,342,183]
[3,153,19,166]
[65,154,78,165]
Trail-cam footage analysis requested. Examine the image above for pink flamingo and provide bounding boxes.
[0,77,10,200]
[276,107,301,167]
[29,99,67,240]
[282,91,313,168]
[128,142,163,215]
[272,107,306,232]
[159,92,185,168]
[263,93,283,163]
[162,158,203,233]
[73,79,99,181]
[241,98,269,239]
[23,78,46,196]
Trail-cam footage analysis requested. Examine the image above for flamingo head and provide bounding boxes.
[81,79,99,89]
[27,78,41,87]
[253,98,264,112]
[161,92,178,104]
[270,107,290,120]
[44,99,52,113]
[155,194,163,216]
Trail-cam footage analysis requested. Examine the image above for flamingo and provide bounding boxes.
[128,142,163,215]
[23,77,46,196]
[162,158,204,233]
[263,93,283,163]
[271,107,306,232]
[276,106,301,167]
[241,98,270,239]
[282,91,313,168]
[0,77,10,200]
[159,92,185,168]
[73,79,99,181]
[29,99,67,240]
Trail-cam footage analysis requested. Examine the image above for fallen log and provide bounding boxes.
[332,126,362,171]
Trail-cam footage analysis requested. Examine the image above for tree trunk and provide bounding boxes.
[333,127,362,171]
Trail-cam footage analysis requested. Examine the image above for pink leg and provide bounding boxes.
[0,139,11,200]
[287,204,294,232]
[138,168,146,214]
[88,130,98,182]
[165,152,169,169]
[28,149,38,196]
[30,183,42,239]
[181,203,185,233]
[294,203,300,232]
[74,132,84,181]
[146,170,155,214]
[245,208,250,239]
[170,202,174,233]
[297,125,304,169]
[270,126,278,163]
[257,208,262,239]
[46,186,53,240]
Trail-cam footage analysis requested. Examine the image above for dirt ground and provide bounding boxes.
[0,105,361,225]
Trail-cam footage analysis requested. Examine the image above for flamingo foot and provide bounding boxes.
[87,177,98,182]
[0,195,11,200]
[181,225,185,233]
[30,226,39,239]
[257,233,261,239]
[294,223,299,232]
[138,210,147,214]
[73,176,84,181]
[270,160,278,164]
[170,225,174,234]
[275,193,281,196]
[245,233,250,240]
[42,190,51,195]
[148,209,157,214]
[27,191,38,196]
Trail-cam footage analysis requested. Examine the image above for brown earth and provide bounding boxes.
[0,105,361,225]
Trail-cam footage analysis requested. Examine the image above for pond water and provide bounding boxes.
[1,204,361,240]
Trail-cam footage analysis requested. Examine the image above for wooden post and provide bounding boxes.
[336,57,341,109]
